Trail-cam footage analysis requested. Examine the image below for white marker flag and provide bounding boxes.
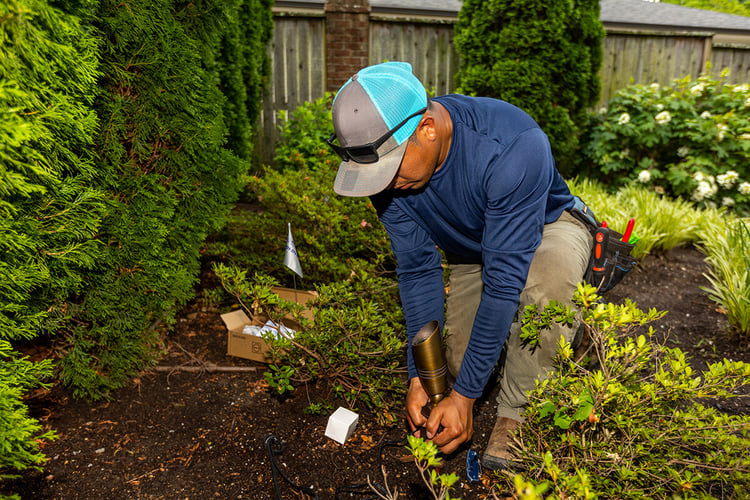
[284,223,303,278]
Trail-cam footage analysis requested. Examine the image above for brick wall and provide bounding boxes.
[325,0,370,92]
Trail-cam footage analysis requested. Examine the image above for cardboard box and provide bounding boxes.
[220,287,317,363]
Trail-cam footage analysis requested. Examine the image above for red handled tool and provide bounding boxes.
[622,218,635,243]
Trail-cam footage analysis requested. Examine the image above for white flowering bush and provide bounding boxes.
[583,70,750,214]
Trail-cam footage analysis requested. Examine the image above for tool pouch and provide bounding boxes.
[569,197,636,293]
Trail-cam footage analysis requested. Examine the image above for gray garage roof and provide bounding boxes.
[601,0,750,34]
[274,0,750,34]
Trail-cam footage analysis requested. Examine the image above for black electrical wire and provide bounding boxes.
[334,431,407,500]
[264,434,319,499]
[264,431,408,500]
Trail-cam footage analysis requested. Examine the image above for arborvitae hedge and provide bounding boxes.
[1,0,271,480]
[454,0,604,175]
[1,0,102,478]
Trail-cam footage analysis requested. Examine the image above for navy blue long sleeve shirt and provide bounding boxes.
[371,95,574,399]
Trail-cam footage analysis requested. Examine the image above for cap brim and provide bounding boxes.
[333,140,407,197]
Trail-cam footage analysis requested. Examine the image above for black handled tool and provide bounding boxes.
[592,226,610,288]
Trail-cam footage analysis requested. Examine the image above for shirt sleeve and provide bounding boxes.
[452,128,556,399]
[372,194,445,381]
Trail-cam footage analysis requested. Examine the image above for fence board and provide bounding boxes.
[598,32,709,105]
[712,46,750,83]
[256,15,326,164]
[370,21,458,97]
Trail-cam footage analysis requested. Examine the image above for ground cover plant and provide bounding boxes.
[213,264,405,424]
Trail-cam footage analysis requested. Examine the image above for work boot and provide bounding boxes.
[481,417,519,470]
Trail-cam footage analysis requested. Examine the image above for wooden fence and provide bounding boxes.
[256,9,750,164]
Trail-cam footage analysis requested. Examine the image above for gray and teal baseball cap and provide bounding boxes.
[328,62,428,197]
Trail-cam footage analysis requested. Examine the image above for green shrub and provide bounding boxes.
[700,218,750,336]
[454,0,604,175]
[207,96,394,286]
[583,70,750,214]
[506,284,750,498]
[214,264,405,424]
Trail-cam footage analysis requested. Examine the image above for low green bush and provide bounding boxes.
[214,263,405,424]
[206,96,394,286]
[504,284,750,498]
[583,70,750,214]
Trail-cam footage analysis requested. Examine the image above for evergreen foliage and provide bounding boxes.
[0,341,57,481]
[454,0,605,175]
[57,0,272,399]
[0,0,272,484]
[1,0,101,478]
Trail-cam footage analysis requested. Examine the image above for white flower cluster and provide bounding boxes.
[740,182,750,195]
[700,111,712,119]
[618,113,630,125]
[717,171,739,189]
[717,123,729,141]
[677,146,690,158]
[655,111,671,124]
[692,180,718,201]
[638,170,651,183]
[690,83,707,96]
[691,172,718,202]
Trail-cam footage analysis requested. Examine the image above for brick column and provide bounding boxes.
[325,0,370,92]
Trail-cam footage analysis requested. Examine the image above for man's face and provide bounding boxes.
[389,137,439,191]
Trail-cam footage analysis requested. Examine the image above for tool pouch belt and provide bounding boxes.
[568,197,636,293]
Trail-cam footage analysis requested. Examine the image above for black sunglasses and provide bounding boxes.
[327,107,427,164]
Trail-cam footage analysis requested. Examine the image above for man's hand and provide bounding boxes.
[424,391,475,454]
[405,377,475,454]
[406,377,430,436]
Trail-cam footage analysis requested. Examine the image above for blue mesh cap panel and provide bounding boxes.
[357,62,428,145]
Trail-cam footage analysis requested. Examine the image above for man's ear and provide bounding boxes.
[416,114,437,142]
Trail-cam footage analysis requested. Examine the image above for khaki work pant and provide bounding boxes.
[444,210,592,421]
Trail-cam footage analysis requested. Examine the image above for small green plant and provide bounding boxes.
[520,301,576,349]
[303,401,333,416]
[700,218,750,336]
[214,264,405,424]
[584,70,750,214]
[264,365,295,394]
[504,283,750,498]
[200,287,227,308]
[368,435,461,500]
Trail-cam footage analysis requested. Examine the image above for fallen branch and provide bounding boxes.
[152,365,256,373]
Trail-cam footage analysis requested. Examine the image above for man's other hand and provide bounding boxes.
[424,391,475,454]
[406,377,430,436]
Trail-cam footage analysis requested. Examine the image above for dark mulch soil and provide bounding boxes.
[3,246,749,499]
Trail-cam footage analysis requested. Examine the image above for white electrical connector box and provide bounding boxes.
[325,407,359,444]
